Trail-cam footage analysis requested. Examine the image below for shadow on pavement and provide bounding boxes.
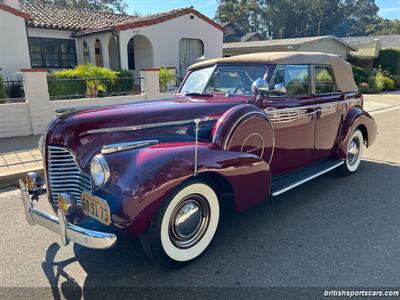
[41,160,400,297]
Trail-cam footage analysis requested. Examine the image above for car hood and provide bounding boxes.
[46,95,247,168]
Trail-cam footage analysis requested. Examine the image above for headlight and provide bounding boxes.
[90,155,110,187]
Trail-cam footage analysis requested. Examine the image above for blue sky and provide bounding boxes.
[127,0,400,20]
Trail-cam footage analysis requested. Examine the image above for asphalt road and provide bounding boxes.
[0,107,399,297]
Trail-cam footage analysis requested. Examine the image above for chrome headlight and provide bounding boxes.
[90,155,110,187]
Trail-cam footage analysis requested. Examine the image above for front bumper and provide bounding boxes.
[19,179,117,249]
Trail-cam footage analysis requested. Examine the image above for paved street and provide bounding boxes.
[0,106,399,296]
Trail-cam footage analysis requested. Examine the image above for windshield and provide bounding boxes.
[180,64,267,96]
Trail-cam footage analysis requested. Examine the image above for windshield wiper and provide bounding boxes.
[184,92,213,97]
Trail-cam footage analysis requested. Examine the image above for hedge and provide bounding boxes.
[47,65,139,99]
[374,49,400,75]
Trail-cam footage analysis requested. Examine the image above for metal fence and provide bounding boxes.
[47,77,143,100]
[159,74,184,93]
[0,79,25,104]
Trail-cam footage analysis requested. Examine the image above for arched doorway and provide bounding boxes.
[127,35,153,75]
[108,36,120,70]
[95,39,103,67]
[83,41,90,63]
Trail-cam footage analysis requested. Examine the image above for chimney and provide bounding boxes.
[3,0,20,10]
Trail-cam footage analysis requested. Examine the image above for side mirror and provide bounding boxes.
[252,78,269,94]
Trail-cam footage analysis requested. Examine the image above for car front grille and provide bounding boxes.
[47,146,92,208]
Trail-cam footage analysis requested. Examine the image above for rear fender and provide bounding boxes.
[338,106,377,159]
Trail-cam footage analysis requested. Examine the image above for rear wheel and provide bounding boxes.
[140,180,220,268]
[339,129,364,175]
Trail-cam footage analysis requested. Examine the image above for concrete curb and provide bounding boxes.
[0,167,44,188]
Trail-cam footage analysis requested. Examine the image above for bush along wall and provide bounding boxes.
[47,64,140,99]
[352,65,399,94]
[374,49,400,75]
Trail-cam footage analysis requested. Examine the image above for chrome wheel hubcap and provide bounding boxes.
[169,194,210,249]
[348,136,360,166]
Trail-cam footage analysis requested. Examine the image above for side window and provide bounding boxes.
[268,65,310,97]
[315,66,337,94]
[268,65,285,97]
[285,65,310,97]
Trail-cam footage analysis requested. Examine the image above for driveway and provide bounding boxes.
[0,105,399,299]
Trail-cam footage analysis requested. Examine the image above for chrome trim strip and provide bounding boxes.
[271,160,344,196]
[101,140,159,154]
[19,180,117,249]
[263,98,361,115]
[84,116,219,135]
[264,104,316,114]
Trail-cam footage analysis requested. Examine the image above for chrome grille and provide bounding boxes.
[47,146,92,208]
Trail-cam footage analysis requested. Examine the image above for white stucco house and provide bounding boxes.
[0,1,223,78]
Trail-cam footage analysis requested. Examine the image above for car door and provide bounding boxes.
[261,64,316,176]
[312,65,345,161]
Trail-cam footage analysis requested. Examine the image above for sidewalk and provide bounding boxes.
[0,91,399,188]
[0,135,43,187]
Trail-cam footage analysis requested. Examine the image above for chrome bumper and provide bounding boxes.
[19,179,117,249]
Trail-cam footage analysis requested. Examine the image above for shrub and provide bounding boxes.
[352,65,370,85]
[48,64,120,98]
[371,72,385,93]
[374,49,400,75]
[159,67,176,92]
[103,69,135,96]
[0,76,7,99]
[393,75,400,88]
[359,82,369,93]
[383,76,395,90]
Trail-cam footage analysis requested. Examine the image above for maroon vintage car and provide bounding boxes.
[20,52,377,267]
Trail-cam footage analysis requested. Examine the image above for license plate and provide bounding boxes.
[81,191,111,225]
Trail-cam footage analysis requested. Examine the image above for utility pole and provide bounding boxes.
[317,20,321,36]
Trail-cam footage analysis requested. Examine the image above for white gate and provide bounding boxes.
[179,39,204,75]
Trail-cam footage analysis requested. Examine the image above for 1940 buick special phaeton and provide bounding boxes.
[20,52,377,267]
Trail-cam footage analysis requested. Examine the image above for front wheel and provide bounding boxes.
[140,180,220,268]
[339,129,364,175]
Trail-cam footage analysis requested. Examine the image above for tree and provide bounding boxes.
[215,0,269,37]
[21,0,128,14]
[374,18,400,35]
[215,0,392,39]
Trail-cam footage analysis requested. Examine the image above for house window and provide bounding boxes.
[83,41,90,63]
[95,39,103,67]
[179,38,204,75]
[127,38,135,70]
[28,38,77,69]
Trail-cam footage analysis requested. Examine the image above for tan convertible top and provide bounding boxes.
[189,52,358,92]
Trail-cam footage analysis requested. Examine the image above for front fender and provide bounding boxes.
[96,142,270,235]
[338,106,377,159]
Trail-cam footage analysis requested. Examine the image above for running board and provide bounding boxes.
[271,160,344,196]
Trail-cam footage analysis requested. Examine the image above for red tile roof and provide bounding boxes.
[113,7,223,33]
[19,3,223,35]
[0,3,31,20]
[20,2,137,32]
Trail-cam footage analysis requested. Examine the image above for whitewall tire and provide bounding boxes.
[339,129,364,175]
[140,180,220,268]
